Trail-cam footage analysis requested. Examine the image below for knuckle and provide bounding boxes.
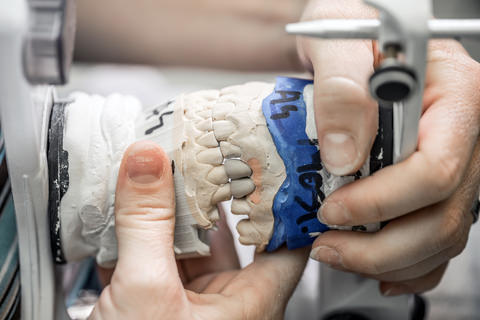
[438,209,465,249]
[419,277,443,293]
[429,41,480,93]
[334,239,386,275]
[430,155,462,199]
[429,40,463,62]
[448,238,467,259]
[448,230,469,259]
[365,259,384,276]
[474,63,480,94]
[356,250,384,275]
[322,241,354,270]
[428,40,471,66]
[369,193,386,223]
[476,61,480,80]
[461,60,480,103]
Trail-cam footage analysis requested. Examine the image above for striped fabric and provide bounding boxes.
[0,130,20,320]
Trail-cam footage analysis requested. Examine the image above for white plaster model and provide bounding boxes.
[58,81,378,267]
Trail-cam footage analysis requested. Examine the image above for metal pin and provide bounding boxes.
[286,19,480,39]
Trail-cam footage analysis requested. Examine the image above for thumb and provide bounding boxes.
[114,140,178,282]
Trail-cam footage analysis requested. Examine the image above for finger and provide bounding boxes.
[371,229,469,282]
[298,0,379,176]
[319,41,480,226]
[311,200,471,276]
[114,141,180,288]
[313,137,480,277]
[371,136,479,282]
[380,263,449,296]
[220,247,310,318]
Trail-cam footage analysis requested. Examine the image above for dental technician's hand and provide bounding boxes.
[90,141,308,320]
[298,0,480,295]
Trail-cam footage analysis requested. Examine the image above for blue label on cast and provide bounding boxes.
[263,77,329,251]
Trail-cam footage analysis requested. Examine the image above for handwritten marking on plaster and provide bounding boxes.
[145,110,174,135]
[269,88,325,235]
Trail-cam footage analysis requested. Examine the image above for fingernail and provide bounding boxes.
[310,246,342,268]
[382,284,411,296]
[127,144,164,184]
[318,200,350,225]
[321,132,358,176]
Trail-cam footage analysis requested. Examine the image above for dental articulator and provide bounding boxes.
[0,0,479,319]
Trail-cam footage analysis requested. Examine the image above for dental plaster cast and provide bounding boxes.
[50,78,390,267]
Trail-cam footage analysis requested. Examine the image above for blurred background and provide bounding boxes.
[60,0,480,319]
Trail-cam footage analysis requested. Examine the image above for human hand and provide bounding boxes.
[297,0,480,295]
[90,141,309,320]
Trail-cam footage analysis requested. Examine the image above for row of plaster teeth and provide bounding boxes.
[217,82,282,250]
[191,104,256,211]
[182,82,278,250]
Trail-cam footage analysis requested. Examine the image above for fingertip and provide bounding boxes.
[318,199,351,226]
[321,132,361,176]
